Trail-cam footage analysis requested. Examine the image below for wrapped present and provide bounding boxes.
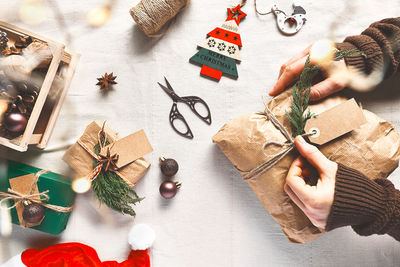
[213,89,400,243]
[0,160,76,235]
[63,121,153,216]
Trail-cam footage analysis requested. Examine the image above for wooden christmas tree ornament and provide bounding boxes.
[190,4,246,81]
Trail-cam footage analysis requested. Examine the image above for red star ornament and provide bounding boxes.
[226,4,247,25]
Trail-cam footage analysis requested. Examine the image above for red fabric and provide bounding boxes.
[21,242,150,267]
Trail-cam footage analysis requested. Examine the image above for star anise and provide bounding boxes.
[96,72,117,90]
[99,147,119,172]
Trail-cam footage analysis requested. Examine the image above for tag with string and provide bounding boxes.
[9,174,43,227]
[305,98,367,145]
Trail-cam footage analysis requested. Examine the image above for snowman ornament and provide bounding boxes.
[272,1,307,35]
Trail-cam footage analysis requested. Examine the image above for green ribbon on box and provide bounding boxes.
[0,160,76,235]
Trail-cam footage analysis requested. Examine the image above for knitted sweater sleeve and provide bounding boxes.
[326,164,400,241]
[336,17,400,77]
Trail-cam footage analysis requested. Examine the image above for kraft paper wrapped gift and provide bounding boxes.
[213,89,400,243]
[63,121,152,186]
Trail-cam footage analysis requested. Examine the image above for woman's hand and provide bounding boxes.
[284,136,338,229]
[269,45,347,101]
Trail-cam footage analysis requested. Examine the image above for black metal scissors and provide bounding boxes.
[158,77,212,139]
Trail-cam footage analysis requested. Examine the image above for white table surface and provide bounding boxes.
[1,0,400,266]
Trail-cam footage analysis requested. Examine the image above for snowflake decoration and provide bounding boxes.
[207,39,216,48]
[227,46,236,55]
[217,42,226,51]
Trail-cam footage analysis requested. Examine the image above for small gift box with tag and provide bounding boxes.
[0,160,76,235]
[63,121,153,216]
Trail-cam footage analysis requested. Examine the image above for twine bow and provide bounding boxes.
[243,106,315,180]
[77,122,130,184]
[0,170,73,213]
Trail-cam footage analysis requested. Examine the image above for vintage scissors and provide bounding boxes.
[158,77,212,139]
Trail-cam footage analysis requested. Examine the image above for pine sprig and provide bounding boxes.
[286,48,364,137]
[91,137,143,216]
[334,48,366,61]
[286,56,319,136]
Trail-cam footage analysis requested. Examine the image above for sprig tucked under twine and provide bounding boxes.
[243,48,365,180]
[0,170,73,213]
[78,122,143,216]
[286,48,365,137]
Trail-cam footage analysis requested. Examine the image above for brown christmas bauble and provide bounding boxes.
[160,157,179,177]
[159,181,181,199]
[22,202,45,224]
[4,113,27,133]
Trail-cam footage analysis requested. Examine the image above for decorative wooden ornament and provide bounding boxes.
[190,4,246,81]
[272,2,306,35]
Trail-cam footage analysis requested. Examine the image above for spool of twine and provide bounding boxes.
[130,0,190,37]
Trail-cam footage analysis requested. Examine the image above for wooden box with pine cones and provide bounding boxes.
[0,21,79,152]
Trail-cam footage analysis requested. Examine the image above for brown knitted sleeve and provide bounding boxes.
[326,164,400,241]
[336,17,400,77]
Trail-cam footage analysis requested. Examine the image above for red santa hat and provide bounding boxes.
[1,224,155,267]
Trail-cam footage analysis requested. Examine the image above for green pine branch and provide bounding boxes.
[286,48,364,137]
[286,56,319,136]
[91,136,143,216]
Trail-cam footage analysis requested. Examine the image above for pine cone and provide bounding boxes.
[0,31,8,52]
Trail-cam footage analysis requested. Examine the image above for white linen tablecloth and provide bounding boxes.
[0,0,400,266]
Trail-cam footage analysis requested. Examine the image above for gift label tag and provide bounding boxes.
[102,129,153,169]
[304,98,366,145]
[9,174,43,227]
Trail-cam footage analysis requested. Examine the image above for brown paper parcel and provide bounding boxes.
[212,89,400,243]
[63,121,151,185]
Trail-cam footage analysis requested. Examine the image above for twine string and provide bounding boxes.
[130,0,190,37]
[243,106,315,180]
[0,170,72,213]
[238,0,287,16]
[77,122,130,184]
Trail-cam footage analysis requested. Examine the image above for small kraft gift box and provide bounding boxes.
[63,121,153,216]
[0,160,76,235]
[0,21,79,152]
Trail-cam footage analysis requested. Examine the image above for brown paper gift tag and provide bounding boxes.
[101,130,153,169]
[9,174,44,227]
[305,98,367,145]
[63,121,152,186]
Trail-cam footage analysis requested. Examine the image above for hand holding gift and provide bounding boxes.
[284,136,337,229]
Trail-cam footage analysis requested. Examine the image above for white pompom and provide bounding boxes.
[128,224,155,250]
[293,0,302,6]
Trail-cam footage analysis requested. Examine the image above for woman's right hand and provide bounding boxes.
[284,136,338,229]
[269,45,348,101]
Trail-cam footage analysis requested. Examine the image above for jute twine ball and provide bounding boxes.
[130,0,190,37]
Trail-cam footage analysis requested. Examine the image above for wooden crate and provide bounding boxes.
[0,21,79,152]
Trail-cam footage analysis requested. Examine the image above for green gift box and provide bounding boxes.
[0,160,76,235]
